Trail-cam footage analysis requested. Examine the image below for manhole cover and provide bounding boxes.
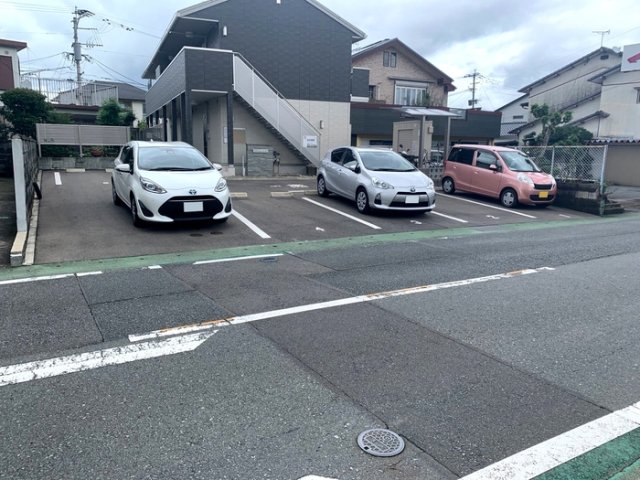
[357,429,405,457]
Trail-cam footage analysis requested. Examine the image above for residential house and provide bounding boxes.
[351,38,455,108]
[495,94,529,145]
[509,47,623,142]
[142,0,366,176]
[0,38,27,95]
[349,38,499,151]
[509,44,640,186]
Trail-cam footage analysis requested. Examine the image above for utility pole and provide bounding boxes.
[71,7,94,89]
[464,69,480,109]
[592,30,610,47]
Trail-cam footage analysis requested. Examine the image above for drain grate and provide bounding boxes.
[357,429,405,457]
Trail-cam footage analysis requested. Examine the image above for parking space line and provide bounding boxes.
[194,253,283,265]
[301,197,382,230]
[431,211,469,223]
[54,172,62,186]
[437,193,537,219]
[231,210,271,239]
[0,274,75,286]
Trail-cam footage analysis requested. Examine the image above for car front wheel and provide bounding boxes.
[500,188,518,208]
[130,195,143,227]
[356,188,370,214]
[317,175,330,197]
[442,177,455,194]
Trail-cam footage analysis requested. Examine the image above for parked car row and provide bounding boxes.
[110,141,556,228]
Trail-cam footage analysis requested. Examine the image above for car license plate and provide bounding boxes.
[184,201,204,212]
[405,196,419,204]
[539,191,549,199]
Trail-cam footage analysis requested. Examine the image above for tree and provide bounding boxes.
[0,88,52,139]
[523,103,592,146]
[96,98,136,126]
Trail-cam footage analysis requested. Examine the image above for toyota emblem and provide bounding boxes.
[189,189,197,195]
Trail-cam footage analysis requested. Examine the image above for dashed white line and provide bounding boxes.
[302,197,382,230]
[129,267,553,342]
[54,172,62,185]
[0,274,75,286]
[559,214,572,218]
[431,211,469,223]
[231,210,271,239]
[437,193,537,219]
[193,253,283,265]
[76,271,103,277]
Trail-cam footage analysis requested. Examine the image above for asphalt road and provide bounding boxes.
[1,172,640,479]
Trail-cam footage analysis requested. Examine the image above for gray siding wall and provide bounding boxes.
[189,0,354,103]
[184,49,233,93]
[351,68,370,98]
[146,51,187,114]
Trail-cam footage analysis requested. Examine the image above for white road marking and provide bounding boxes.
[315,227,325,232]
[486,215,500,220]
[410,220,423,225]
[437,193,537,219]
[0,274,75,286]
[76,271,103,277]
[559,214,572,218]
[193,253,283,265]
[231,210,271,239]
[129,267,553,342]
[54,172,62,185]
[287,184,309,189]
[302,197,382,230]
[148,265,163,270]
[0,331,217,387]
[431,211,469,223]
[460,402,640,480]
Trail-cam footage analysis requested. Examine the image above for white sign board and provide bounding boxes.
[622,43,640,72]
[303,135,318,148]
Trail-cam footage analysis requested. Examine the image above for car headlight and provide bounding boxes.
[140,177,167,194]
[372,177,393,189]
[424,177,434,189]
[214,177,228,192]
[517,173,534,186]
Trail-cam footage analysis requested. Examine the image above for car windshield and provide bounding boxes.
[137,146,213,171]
[359,151,416,172]
[500,151,541,172]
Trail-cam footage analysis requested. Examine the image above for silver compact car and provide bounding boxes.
[317,147,436,214]
[111,141,232,227]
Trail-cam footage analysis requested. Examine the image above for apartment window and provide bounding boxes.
[368,85,377,100]
[394,85,429,106]
[636,88,640,104]
[383,51,397,68]
[513,115,524,120]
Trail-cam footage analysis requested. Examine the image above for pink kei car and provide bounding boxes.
[441,145,557,208]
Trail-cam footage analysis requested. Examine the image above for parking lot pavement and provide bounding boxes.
[31,171,594,265]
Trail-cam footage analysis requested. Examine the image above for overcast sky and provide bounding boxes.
[2,0,639,110]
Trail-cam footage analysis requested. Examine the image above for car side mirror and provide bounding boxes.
[490,164,502,172]
[115,163,132,174]
[354,165,361,174]
[213,163,223,171]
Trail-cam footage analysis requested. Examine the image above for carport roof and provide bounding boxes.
[401,107,461,117]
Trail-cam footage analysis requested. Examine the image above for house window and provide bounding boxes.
[513,115,524,120]
[636,88,640,104]
[368,85,377,100]
[383,51,397,68]
[394,85,429,106]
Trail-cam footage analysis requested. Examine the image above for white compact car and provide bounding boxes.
[317,146,436,214]
[111,141,232,227]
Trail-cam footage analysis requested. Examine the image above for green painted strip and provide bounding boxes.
[0,214,637,281]
[533,428,640,480]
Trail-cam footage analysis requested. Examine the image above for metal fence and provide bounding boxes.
[518,146,608,185]
[20,76,118,107]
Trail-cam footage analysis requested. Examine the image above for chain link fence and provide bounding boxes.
[518,146,607,185]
